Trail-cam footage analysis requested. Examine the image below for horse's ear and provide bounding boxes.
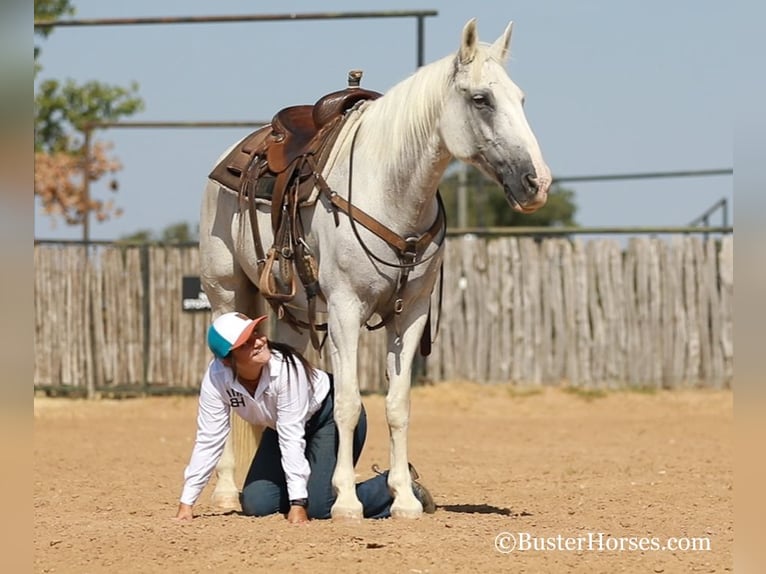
[459,18,478,64]
[491,21,514,62]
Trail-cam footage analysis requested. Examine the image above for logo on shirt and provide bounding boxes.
[226,388,246,408]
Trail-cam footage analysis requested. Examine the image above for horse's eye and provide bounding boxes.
[471,93,491,108]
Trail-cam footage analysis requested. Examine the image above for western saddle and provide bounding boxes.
[209,71,382,349]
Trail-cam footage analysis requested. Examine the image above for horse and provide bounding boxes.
[199,18,551,519]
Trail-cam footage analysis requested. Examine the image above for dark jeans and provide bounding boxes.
[240,383,394,519]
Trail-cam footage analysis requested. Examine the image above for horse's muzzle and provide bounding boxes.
[505,170,550,213]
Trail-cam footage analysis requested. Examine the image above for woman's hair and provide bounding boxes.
[225,339,317,391]
[268,341,317,382]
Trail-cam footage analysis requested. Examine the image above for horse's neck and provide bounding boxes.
[338,63,453,232]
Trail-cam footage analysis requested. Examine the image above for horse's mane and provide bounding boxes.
[362,55,451,163]
[358,44,498,175]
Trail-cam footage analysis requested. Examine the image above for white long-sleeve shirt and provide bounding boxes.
[179,350,331,505]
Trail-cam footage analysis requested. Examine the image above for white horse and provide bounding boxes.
[199,18,551,519]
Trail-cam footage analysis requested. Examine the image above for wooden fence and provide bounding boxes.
[429,234,732,388]
[33,234,733,394]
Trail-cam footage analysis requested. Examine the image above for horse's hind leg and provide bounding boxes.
[202,257,265,510]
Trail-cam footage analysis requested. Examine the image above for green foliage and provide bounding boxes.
[439,164,578,228]
[34,0,144,154]
[34,0,75,23]
[34,0,145,228]
[35,79,144,153]
[34,0,74,38]
[117,230,155,244]
[34,0,75,68]
[118,222,199,244]
[486,184,577,227]
[161,222,198,244]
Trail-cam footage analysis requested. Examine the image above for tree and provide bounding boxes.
[438,164,578,228]
[160,222,198,244]
[117,222,199,244]
[34,0,144,227]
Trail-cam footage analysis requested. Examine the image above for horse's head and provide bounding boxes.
[440,19,551,213]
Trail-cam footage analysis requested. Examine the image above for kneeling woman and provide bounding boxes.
[175,312,435,523]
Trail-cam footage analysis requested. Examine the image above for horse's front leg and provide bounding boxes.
[327,300,364,520]
[386,298,431,518]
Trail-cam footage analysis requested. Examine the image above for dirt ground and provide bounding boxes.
[33,383,733,573]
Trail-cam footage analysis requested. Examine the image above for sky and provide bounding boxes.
[33,0,733,241]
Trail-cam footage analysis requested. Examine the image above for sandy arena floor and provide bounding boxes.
[34,383,732,573]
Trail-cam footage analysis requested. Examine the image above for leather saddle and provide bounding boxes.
[209,75,381,208]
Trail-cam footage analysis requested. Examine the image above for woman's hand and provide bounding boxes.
[287,505,309,524]
[173,502,194,521]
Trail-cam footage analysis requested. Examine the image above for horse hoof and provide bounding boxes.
[391,494,425,519]
[391,506,423,520]
[211,494,240,511]
[331,500,363,520]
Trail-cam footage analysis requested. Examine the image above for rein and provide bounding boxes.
[345,123,446,270]
[310,121,447,270]
[312,119,447,340]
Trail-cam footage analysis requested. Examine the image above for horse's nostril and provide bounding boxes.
[523,173,539,193]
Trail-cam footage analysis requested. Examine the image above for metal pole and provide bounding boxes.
[141,244,151,394]
[417,15,425,68]
[34,10,438,28]
[82,126,92,243]
[688,196,730,227]
[91,120,267,129]
[457,164,468,228]
[79,129,94,397]
[553,168,732,184]
[445,225,733,237]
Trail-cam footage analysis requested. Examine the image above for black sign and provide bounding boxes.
[182,276,211,312]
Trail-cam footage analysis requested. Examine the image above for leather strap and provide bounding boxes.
[309,156,445,261]
[243,156,267,269]
[326,186,444,256]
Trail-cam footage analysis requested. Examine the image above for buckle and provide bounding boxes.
[403,236,419,261]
